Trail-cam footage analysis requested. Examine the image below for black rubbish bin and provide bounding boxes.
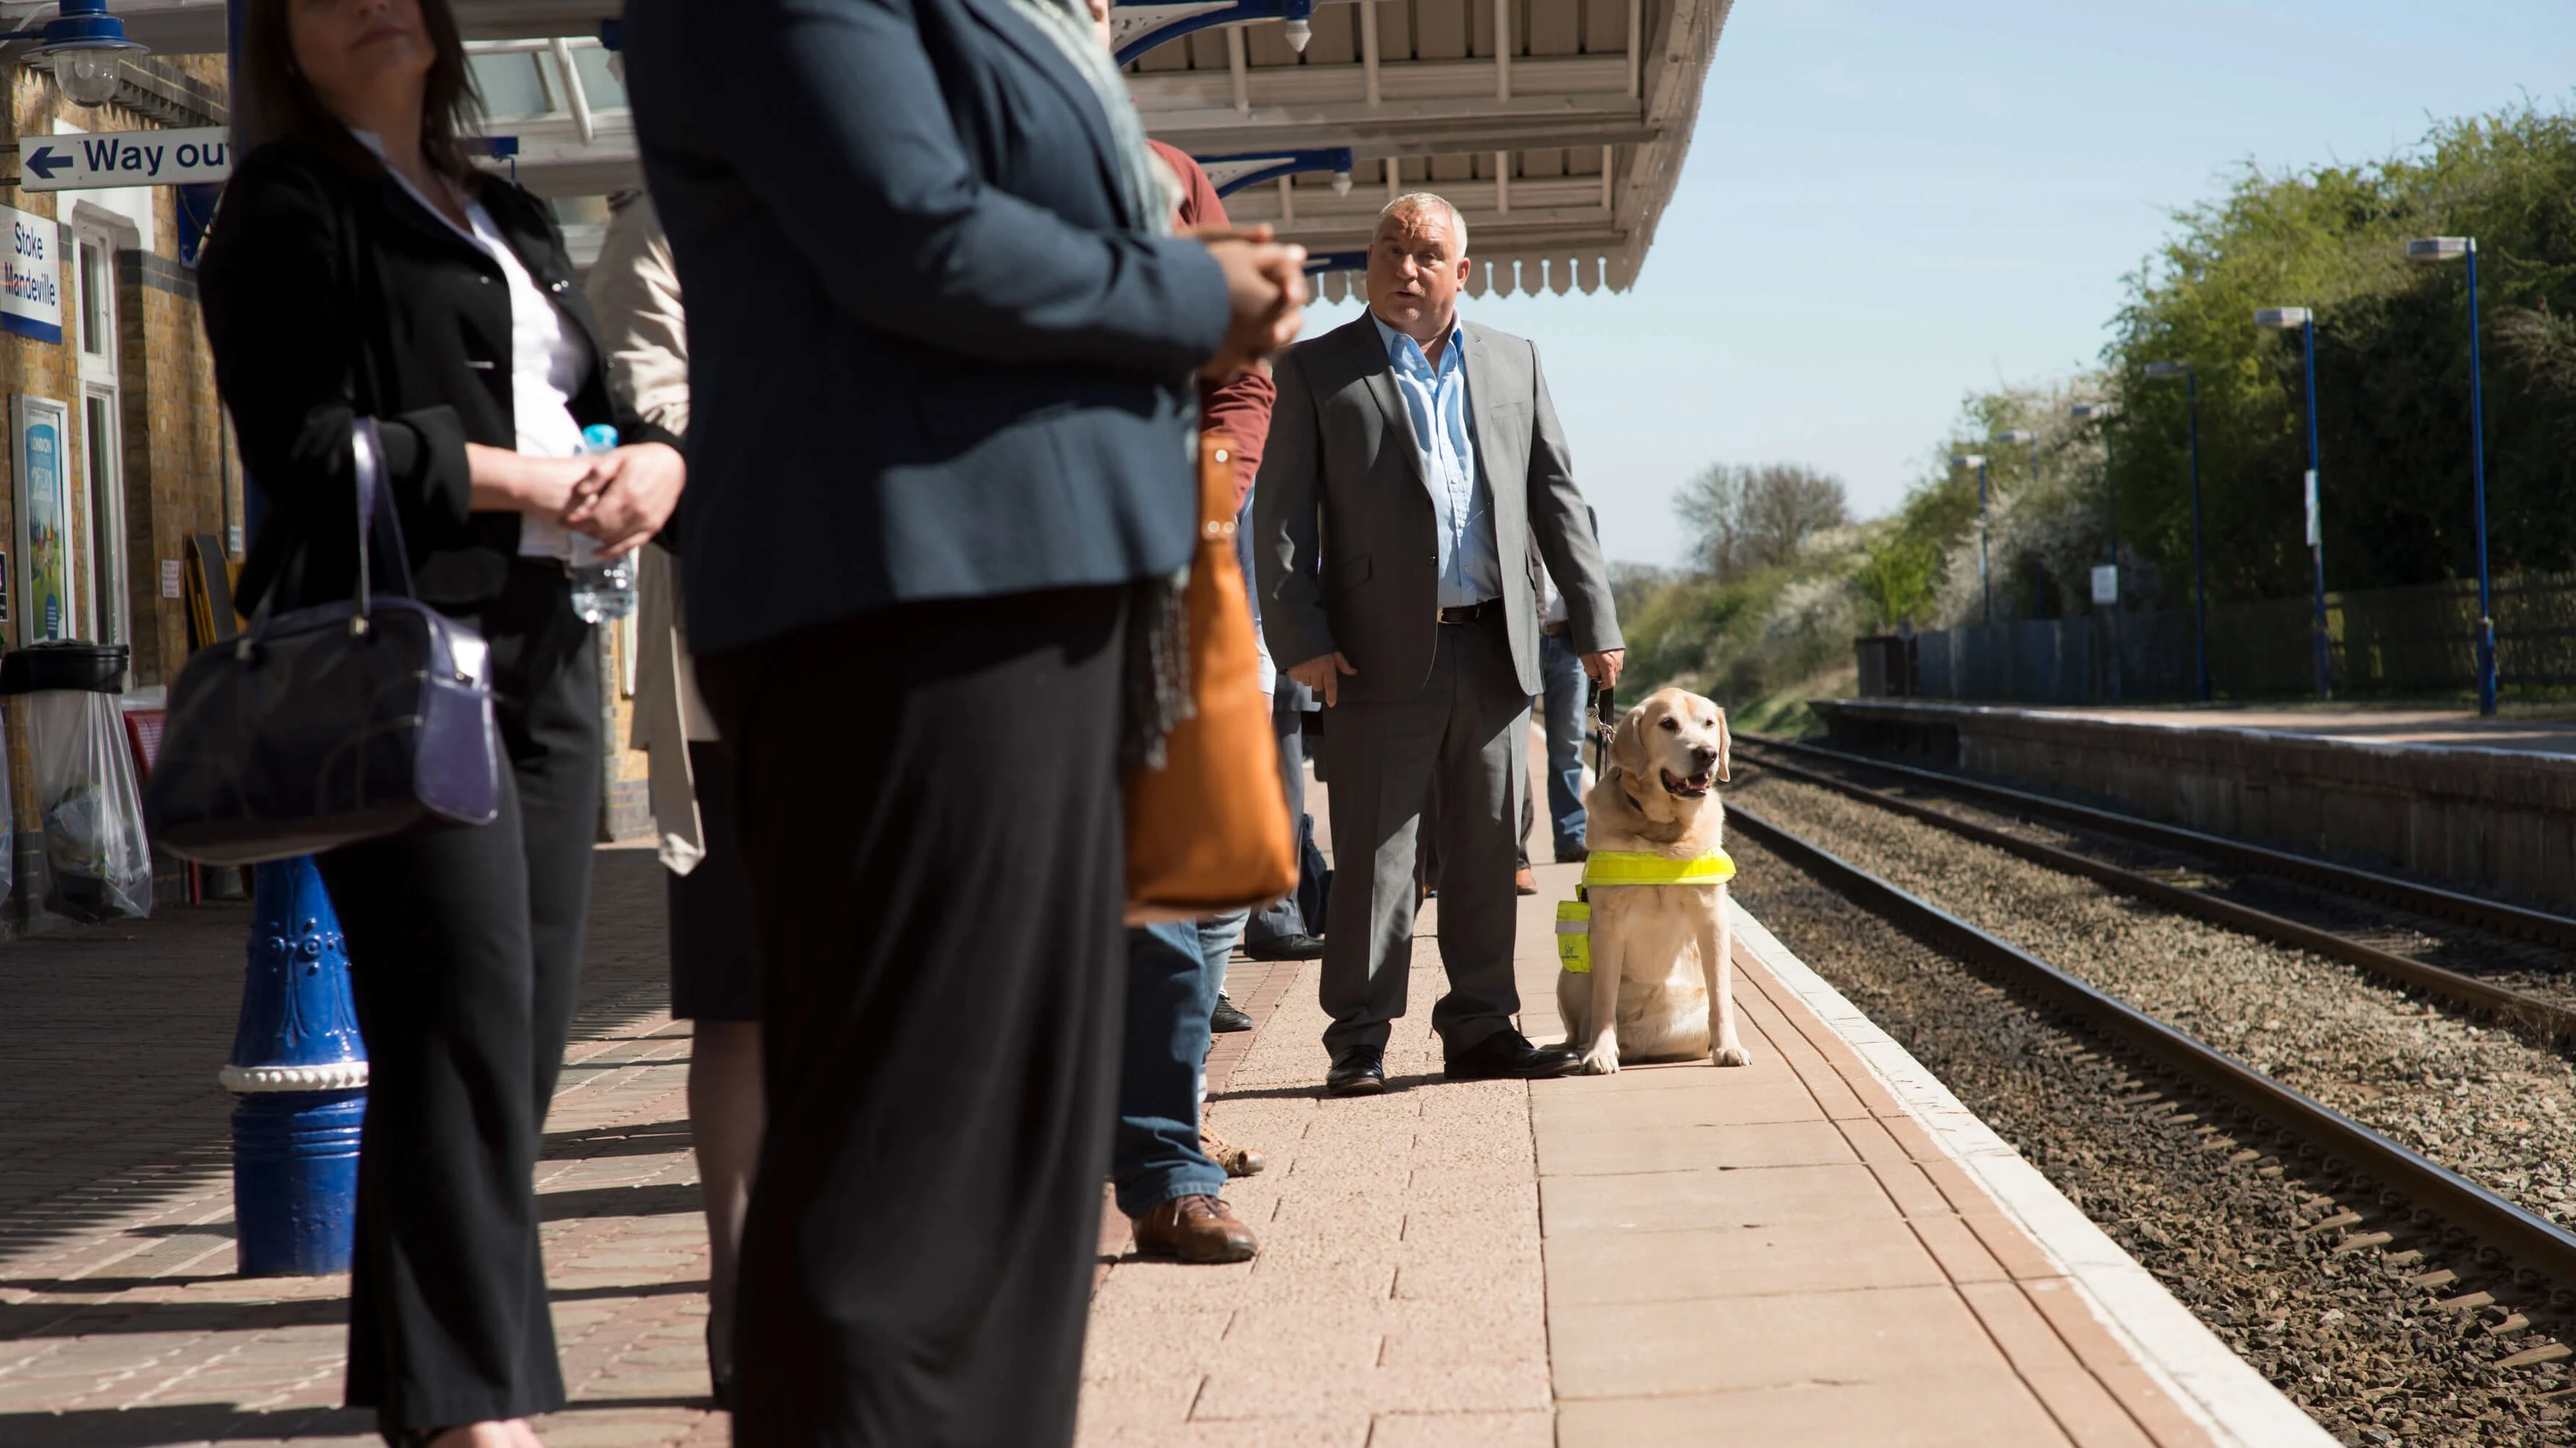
[0,641,130,696]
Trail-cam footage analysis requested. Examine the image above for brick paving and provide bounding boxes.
[0,844,728,1448]
[1,761,2282,1447]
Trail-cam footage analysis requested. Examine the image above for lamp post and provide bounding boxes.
[0,1,148,104]
[1994,428,2040,486]
[2144,362,2210,701]
[2072,402,2120,699]
[2256,306,2329,699]
[1951,453,1992,624]
[2409,235,2497,715]
[1994,429,2042,618]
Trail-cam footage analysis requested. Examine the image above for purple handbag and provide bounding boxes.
[144,419,503,864]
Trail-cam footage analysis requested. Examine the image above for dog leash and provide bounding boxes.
[1587,682,1617,777]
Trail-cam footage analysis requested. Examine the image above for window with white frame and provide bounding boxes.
[72,226,125,649]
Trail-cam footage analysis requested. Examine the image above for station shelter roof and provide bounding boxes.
[87,0,1725,295]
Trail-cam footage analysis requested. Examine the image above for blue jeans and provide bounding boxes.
[1112,921,1227,1218]
[1200,909,1247,1003]
[1538,632,1589,856]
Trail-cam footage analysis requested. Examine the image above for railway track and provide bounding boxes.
[1734,733,2576,1043]
[1723,800,2576,1306]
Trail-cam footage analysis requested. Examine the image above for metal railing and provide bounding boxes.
[1888,573,2576,704]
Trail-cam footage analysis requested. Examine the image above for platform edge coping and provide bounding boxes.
[1724,896,2337,1448]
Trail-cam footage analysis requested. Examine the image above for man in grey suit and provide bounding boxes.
[1255,192,1624,1095]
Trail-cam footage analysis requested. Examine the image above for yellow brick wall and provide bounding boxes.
[0,60,236,931]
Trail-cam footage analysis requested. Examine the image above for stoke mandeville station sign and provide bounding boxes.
[18,127,231,191]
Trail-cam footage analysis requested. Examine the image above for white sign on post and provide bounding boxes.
[2303,469,2321,548]
[19,127,231,191]
[0,204,62,343]
[2090,565,2119,605]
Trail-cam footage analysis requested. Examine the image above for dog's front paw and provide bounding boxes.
[1711,1043,1752,1067]
[1579,1046,1621,1075]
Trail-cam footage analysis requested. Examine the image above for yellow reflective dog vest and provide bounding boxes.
[1556,849,1737,974]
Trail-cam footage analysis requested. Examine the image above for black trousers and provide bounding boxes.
[698,586,1128,1448]
[320,562,601,1434]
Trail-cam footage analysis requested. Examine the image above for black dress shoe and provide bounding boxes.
[1245,932,1326,962]
[1324,1048,1385,1097]
[1445,1028,1582,1081]
[1210,995,1254,1033]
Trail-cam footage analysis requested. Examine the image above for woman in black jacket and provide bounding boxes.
[197,2,683,1444]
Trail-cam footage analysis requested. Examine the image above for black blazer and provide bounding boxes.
[198,138,678,616]
[624,0,1232,656]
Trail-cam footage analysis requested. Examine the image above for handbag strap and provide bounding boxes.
[348,416,420,613]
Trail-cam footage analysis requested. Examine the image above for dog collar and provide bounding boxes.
[1581,848,1736,888]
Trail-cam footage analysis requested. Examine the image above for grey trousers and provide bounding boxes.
[1318,611,1530,1059]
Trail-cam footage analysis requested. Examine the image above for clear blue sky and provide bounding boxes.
[1302,0,2576,568]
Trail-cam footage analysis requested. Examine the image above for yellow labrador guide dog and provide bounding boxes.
[1555,687,1748,1075]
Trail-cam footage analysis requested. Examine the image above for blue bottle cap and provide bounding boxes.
[581,423,620,453]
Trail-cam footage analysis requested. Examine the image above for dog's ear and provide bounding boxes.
[1608,704,1646,784]
[1714,707,1732,782]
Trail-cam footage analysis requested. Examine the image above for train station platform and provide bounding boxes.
[0,839,2324,1445]
[1812,698,2576,912]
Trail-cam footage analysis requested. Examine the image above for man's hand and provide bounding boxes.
[1581,648,1625,691]
[1288,651,1357,708]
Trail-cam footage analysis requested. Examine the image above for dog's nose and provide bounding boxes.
[1690,745,1719,769]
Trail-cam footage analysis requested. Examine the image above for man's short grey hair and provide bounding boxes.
[1376,191,1468,256]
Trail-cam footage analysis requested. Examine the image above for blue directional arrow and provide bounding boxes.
[21,146,66,182]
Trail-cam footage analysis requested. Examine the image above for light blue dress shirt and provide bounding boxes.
[1372,314,1501,608]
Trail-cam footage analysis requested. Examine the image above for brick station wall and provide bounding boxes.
[0,61,235,936]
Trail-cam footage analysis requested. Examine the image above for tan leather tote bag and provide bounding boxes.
[1126,431,1297,923]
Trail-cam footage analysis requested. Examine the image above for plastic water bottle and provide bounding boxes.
[568,423,637,624]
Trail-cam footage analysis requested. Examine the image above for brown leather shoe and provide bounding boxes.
[1515,867,1538,896]
[1200,1127,1267,1178]
[1131,1195,1258,1263]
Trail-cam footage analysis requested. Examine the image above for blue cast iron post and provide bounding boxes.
[2258,306,2329,697]
[2465,242,2497,715]
[2302,317,2329,699]
[2185,374,2209,703]
[2406,235,2499,713]
[221,856,366,1274]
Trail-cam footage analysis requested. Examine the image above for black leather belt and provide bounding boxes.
[1437,600,1500,625]
[1539,620,1570,637]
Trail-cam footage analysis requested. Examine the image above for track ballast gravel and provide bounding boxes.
[1764,746,2576,1016]
[1723,798,2575,1447]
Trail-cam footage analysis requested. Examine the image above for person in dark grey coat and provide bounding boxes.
[1255,192,1622,1097]
[623,0,1305,1442]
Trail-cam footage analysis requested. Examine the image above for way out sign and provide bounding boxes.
[20,127,230,191]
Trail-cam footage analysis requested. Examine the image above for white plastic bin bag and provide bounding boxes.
[31,691,150,922]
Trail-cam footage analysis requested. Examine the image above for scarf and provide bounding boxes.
[1004,0,1179,233]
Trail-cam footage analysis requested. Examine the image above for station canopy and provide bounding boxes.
[104,0,1724,296]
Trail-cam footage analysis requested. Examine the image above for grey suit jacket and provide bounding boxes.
[1254,313,1620,705]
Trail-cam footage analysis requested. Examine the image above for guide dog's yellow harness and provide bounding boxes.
[1555,848,1736,974]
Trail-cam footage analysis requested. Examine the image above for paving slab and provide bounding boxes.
[4,753,2332,1448]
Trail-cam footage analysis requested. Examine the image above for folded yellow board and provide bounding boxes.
[1556,899,1592,973]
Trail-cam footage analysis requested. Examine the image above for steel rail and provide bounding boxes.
[1724,803,2576,1292]
[1740,732,2576,952]
[1732,739,2576,1043]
